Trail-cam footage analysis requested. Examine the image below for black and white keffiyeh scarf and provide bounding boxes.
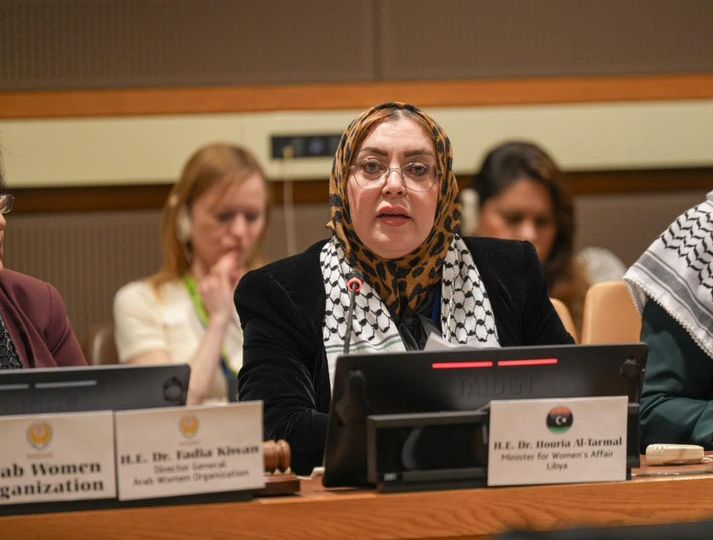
[321,235,499,386]
[625,191,713,359]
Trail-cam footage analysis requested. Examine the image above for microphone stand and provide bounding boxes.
[343,272,364,354]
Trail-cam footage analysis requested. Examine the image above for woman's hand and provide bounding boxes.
[198,251,244,325]
[184,251,246,405]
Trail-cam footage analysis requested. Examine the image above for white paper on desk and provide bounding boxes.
[424,333,488,351]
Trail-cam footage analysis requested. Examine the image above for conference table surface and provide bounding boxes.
[4,459,713,539]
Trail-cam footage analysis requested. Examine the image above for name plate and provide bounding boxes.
[115,402,264,501]
[0,411,116,505]
[487,396,628,486]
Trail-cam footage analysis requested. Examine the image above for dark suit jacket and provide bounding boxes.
[0,269,86,368]
[236,237,573,474]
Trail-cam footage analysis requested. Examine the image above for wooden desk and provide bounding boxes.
[4,469,713,539]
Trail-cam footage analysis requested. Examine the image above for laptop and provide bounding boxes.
[0,364,190,416]
[322,343,648,487]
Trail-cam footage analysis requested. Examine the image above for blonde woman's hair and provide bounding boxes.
[151,143,270,289]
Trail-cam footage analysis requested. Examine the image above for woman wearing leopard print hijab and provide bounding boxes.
[236,102,573,474]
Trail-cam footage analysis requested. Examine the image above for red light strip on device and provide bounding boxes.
[431,361,494,370]
[431,358,559,370]
[497,358,559,367]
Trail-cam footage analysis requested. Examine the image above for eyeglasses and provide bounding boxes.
[0,194,14,215]
[350,160,439,193]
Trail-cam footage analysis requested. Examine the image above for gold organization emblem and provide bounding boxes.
[27,421,53,450]
[178,414,199,439]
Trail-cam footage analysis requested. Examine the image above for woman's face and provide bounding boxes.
[347,116,439,259]
[189,173,268,276]
[477,178,557,262]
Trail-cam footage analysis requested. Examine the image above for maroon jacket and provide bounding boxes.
[0,269,86,368]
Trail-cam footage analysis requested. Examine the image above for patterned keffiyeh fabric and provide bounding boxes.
[321,235,499,387]
[625,191,713,359]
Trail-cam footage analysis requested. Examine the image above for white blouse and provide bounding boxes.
[113,279,243,402]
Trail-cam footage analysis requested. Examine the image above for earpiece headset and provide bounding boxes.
[176,205,192,244]
[168,193,193,245]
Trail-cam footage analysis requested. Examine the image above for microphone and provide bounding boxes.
[343,271,365,354]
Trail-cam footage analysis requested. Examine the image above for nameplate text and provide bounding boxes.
[488,396,628,486]
[0,411,116,505]
[115,402,264,500]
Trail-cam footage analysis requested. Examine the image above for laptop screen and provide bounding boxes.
[0,364,190,416]
[323,343,647,487]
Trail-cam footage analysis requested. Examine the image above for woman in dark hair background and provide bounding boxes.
[465,141,625,330]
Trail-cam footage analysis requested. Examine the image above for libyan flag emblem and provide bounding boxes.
[546,406,573,433]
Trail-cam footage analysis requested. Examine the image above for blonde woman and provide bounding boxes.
[114,144,270,404]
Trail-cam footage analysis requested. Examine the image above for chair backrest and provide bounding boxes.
[83,321,119,365]
[581,280,642,344]
[549,297,579,344]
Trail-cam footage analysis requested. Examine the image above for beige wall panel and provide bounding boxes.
[239,111,358,182]
[435,101,713,172]
[2,101,712,187]
[1,114,255,185]
[379,0,713,79]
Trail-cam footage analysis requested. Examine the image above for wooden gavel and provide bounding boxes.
[262,440,291,473]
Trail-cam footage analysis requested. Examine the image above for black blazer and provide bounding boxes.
[236,237,573,474]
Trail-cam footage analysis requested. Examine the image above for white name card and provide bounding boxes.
[115,402,264,501]
[487,396,628,486]
[0,411,116,505]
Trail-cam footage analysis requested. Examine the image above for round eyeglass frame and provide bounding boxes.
[348,165,440,193]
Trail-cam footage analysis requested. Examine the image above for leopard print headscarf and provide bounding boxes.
[326,102,461,316]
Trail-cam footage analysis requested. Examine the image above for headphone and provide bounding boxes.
[176,205,192,244]
[169,193,192,244]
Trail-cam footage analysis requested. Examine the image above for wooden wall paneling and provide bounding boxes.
[15,185,173,214]
[2,75,713,119]
[12,180,332,214]
[564,167,713,194]
[11,169,713,214]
